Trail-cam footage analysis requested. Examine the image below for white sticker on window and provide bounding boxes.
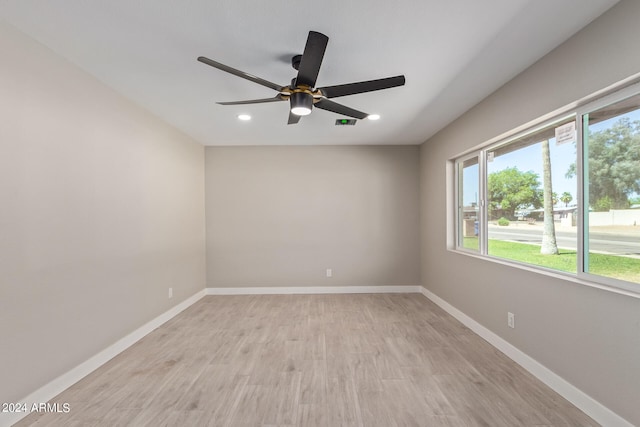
[555,122,576,146]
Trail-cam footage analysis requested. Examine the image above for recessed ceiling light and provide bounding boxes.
[367,114,381,121]
[238,114,251,121]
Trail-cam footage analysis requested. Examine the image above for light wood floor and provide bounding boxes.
[16,294,597,427]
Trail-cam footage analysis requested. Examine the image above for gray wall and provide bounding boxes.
[206,146,420,288]
[0,23,206,404]
[419,0,640,424]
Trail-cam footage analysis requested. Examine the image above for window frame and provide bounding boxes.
[454,152,483,253]
[575,83,640,294]
[451,79,640,297]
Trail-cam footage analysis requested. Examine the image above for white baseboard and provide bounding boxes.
[2,289,206,427]
[420,287,633,427]
[206,285,422,295]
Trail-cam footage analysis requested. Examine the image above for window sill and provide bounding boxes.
[447,247,640,299]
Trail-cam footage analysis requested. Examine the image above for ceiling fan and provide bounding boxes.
[197,31,406,124]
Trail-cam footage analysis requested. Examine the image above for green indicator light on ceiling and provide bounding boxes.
[335,118,356,126]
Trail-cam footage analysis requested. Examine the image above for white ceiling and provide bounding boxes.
[0,0,619,146]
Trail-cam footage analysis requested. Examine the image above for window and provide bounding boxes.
[485,117,577,272]
[454,81,640,293]
[582,92,640,286]
[456,155,480,252]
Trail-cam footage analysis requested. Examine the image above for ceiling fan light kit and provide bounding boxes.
[290,92,313,116]
[198,31,405,125]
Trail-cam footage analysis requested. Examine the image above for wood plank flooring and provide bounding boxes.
[15,294,598,426]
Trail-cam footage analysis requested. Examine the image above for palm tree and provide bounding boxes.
[552,192,559,207]
[541,140,558,255]
[561,191,573,207]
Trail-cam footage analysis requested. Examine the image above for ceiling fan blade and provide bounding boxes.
[318,75,406,99]
[315,99,368,120]
[217,95,285,105]
[295,31,329,88]
[287,111,302,125]
[197,56,283,92]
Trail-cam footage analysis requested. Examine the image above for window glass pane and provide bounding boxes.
[458,157,479,251]
[486,118,577,272]
[584,94,640,284]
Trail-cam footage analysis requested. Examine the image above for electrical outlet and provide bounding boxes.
[168,287,173,299]
[507,312,515,328]
[326,268,332,278]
